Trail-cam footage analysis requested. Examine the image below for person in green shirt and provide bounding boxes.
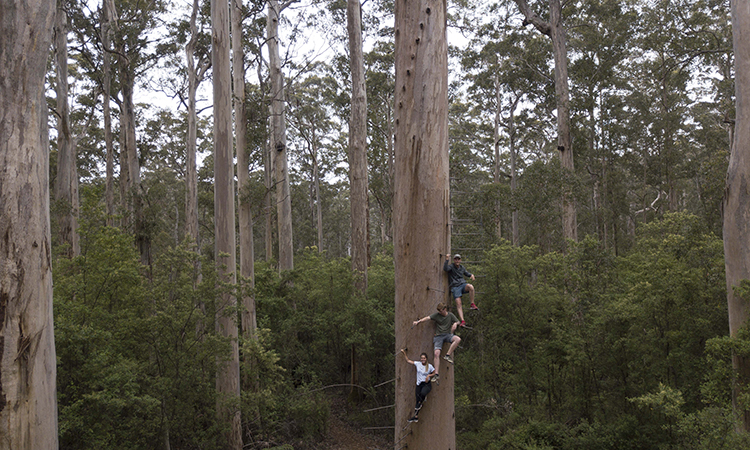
[412,302,461,385]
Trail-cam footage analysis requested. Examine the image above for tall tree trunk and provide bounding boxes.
[267,0,293,271]
[54,4,80,257]
[493,75,502,240]
[312,138,323,252]
[102,0,116,226]
[725,0,750,432]
[0,0,59,447]
[186,0,208,247]
[264,133,274,262]
[514,0,577,243]
[213,0,242,445]
[118,53,149,263]
[348,0,369,293]
[232,0,257,340]
[393,0,453,446]
[508,96,520,247]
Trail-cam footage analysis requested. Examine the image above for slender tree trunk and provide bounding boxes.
[725,0,750,432]
[264,133,274,262]
[0,0,59,447]
[348,0,369,293]
[54,4,80,257]
[232,0,257,340]
[508,97,519,247]
[267,0,293,271]
[312,139,323,252]
[493,75,502,240]
[185,0,204,247]
[393,0,453,446]
[213,0,242,445]
[102,0,115,226]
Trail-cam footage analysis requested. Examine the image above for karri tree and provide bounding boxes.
[213,0,242,446]
[393,0,453,447]
[0,0,59,448]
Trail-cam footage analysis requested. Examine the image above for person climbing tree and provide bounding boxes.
[400,349,436,423]
[412,302,461,385]
[443,252,478,327]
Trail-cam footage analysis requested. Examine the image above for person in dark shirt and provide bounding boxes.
[412,302,461,385]
[443,252,478,327]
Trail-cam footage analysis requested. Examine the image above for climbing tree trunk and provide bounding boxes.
[348,0,370,294]
[268,0,293,271]
[213,0,242,446]
[54,4,80,257]
[0,0,59,447]
[725,0,750,432]
[393,0,453,447]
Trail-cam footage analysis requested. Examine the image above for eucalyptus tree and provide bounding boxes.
[53,1,82,257]
[268,0,295,271]
[393,0,453,447]
[567,0,635,250]
[286,67,338,253]
[185,0,211,247]
[366,41,396,251]
[461,9,551,246]
[0,0,58,447]
[213,0,241,445]
[511,0,577,243]
[348,0,370,294]
[725,0,750,432]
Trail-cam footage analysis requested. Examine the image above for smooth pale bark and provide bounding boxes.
[186,0,209,246]
[264,132,274,262]
[267,0,293,271]
[212,0,242,446]
[54,4,80,257]
[0,0,59,448]
[232,0,257,339]
[393,0,453,447]
[348,0,370,293]
[102,0,115,226]
[513,0,577,242]
[725,0,750,432]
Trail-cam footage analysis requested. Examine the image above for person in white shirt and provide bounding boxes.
[400,349,436,423]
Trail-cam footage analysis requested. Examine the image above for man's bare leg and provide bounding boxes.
[454,297,465,322]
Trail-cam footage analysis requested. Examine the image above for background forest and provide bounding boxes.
[46,0,750,448]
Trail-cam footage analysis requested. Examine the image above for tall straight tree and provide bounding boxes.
[54,2,81,257]
[102,0,116,226]
[513,0,577,242]
[725,0,750,432]
[348,0,369,292]
[186,0,210,246]
[0,0,59,448]
[393,0,452,447]
[212,0,242,445]
[232,0,257,339]
[267,0,294,271]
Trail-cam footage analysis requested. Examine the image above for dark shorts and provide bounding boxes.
[433,333,455,351]
[451,283,468,299]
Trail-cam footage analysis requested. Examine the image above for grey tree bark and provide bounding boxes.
[232,0,257,339]
[267,0,294,271]
[725,0,750,432]
[513,0,577,242]
[186,0,210,247]
[348,0,370,293]
[212,0,242,446]
[54,4,80,257]
[0,0,59,447]
[102,0,116,226]
[393,0,453,446]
